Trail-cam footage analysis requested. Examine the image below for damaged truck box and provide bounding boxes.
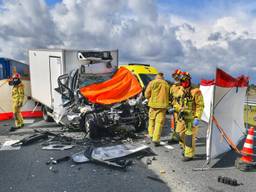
[29,49,148,138]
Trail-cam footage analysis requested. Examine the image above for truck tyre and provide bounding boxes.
[82,114,99,139]
[42,106,54,122]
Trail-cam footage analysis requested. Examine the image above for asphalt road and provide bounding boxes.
[0,117,256,192]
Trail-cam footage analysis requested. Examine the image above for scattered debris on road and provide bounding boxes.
[217,176,243,186]
[42,144,74,151]
[46,156,70,165]
[146,158,152,165]
[147,176,166,184]
[72,143,153,170]
[0,140,21,151]
[11,133,48,146]
[160,170,166,174]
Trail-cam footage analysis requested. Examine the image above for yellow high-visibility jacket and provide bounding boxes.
[170,83,182,106]
[12,83,24,106]
[145,78,170,109]
[173,87,204,120]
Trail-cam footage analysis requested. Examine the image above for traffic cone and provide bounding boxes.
[240,127,254,163]
[170,114,175,130]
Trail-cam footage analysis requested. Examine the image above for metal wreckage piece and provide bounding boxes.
[11,130,75,149]
[72,143,152,169]
[42,144,74,151]
[11,133,49,147]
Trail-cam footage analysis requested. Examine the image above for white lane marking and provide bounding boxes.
[23,119,35,124]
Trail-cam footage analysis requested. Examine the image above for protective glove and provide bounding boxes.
[142,99,148,105]
[193,118,200,126]
[168,108,175,114]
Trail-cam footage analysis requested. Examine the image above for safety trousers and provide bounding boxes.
[12,102,23,127]
[176,119,198,158]
[148,108,166,143]
[170,112,179,141]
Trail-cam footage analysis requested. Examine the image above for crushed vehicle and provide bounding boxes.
[29,49,147,138]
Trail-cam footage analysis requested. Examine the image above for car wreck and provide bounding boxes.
[29,49,148,138]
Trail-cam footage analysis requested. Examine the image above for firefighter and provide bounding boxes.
[174,72,204,161]
[145,72,170,146]
[169,69,183,143]
[9,73,25,131]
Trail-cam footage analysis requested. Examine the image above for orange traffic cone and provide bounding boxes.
[170,114,175,130]
[240,127,254,163]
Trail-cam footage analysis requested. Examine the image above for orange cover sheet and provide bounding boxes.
[80,67,142,104]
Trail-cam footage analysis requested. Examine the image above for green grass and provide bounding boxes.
[244,105,256,126]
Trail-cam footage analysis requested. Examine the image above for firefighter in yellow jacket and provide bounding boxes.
[9,73,25,131]
[174,72,204,161]
[145,73,170,146]
[169,69,183,143]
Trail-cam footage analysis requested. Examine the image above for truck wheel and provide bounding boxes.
[42,106,54,122]
[82,114,99,139]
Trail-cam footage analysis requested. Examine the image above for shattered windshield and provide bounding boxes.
[78,72,114,88]
[139,74,156,87]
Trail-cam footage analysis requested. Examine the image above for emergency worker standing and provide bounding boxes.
[9,73,25,131]
[145,73,170,146]
[174,72,204,161]
[169,69,183,143]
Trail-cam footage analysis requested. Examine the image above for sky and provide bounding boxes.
[0,0,256,83]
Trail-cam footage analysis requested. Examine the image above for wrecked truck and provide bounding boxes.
[29,49,147,138]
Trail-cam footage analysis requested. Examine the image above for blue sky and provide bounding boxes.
[45,0,62,6]
[0,0,255,84]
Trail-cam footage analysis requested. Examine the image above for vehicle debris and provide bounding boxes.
[146,158,152,165]
[46,156,70,165]
[49,166,58,173]
[160,170,166,174]
[11,133,48,147]
[42,144,74,151]
[72,143,152,167]
[146,176,166,184]
[0,140,21,151]
[217,176,243,186]
[83,145,129,170]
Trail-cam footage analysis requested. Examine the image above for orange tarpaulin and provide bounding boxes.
[80,67,142,105]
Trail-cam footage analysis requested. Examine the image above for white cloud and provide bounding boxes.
[0,0,255,83]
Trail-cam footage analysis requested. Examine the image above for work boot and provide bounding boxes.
[145,135,152,144]
[9,127,18,132]
[182,156,193,162]
[168,139,178,145]
[169,132,179,144]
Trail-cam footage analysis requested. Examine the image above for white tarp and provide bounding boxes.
[205,68,248,162]
[200,84,214,123]
[209,87,246,160]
